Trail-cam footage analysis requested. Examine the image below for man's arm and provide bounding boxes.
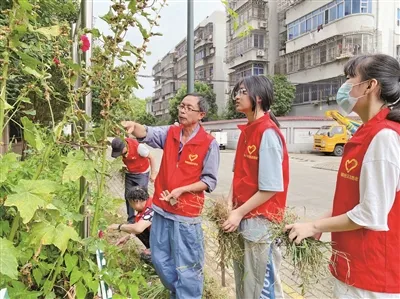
[200,139,220,192]
[121,121,147,138]
[122,121,170,149]
[148,153,158,182]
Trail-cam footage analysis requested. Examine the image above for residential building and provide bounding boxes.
[151,11,227,120]
[225,0,279,87]
[276,0,400,116]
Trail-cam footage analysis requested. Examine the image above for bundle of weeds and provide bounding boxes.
[270,209,349,295]
[205,198,243,268]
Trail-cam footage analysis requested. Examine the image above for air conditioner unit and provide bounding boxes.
[210,48,215,54]
[256,50,265,57]
[208,34,213,41]
[259,22,267,29]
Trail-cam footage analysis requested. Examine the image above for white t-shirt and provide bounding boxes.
[336,128,400,298]
[137,143,150,158]
[137,143,150,173]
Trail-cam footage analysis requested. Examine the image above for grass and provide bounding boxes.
[269,209,350,295]
[205,197,243,268]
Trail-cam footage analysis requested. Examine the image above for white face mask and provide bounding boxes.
[336,81,369,115]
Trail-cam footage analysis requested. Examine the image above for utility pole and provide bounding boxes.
[187,0,194,93]
[82,0,93,129]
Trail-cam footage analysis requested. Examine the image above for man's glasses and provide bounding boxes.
[178,104,200,112]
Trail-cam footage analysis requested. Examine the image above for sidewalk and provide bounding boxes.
[106,171,334,299]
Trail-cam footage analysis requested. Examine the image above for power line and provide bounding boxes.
[137,73,345,86]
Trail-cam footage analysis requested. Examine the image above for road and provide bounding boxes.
[151,149,341,230]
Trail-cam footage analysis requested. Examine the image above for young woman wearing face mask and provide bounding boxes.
[286,54,400,298]
[222,76,289,299]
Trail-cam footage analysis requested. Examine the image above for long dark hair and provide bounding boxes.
[344,54,400,123]
[232,75,280,127]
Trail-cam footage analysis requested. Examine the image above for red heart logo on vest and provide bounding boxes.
[189,154,198,162]
[345,159,358,173]
[247,145,256,155]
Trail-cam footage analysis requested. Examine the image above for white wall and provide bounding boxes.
[202,117,337,153]
[288,61,345,83]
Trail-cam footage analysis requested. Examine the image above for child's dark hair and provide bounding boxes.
[344,54,400,123]
[126,186,149,202]
[232,75,280,127]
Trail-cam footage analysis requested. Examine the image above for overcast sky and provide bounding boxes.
[93,0,225,99]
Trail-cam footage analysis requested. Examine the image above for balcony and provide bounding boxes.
[194,36,214,50]
[286,14,375,54]
[277,0,305,13]
[228,48,268,69]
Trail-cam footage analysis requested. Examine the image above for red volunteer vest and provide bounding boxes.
[153,125,214,217]
[233,113,289,221]
[331,108,400,293]
[122,138,150,173]
[134,197,153,223]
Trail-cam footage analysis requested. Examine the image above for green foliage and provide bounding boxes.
[269,75,295,116]
[110,96,156,126]
[0,0,166,297]
[169,81,219,124]
[0,238,18,279]
[223,99,246,120]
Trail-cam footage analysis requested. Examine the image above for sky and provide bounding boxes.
[93,0,225,99]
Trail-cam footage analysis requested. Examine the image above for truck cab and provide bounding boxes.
[313,110,361,157]
[313,125,349,156]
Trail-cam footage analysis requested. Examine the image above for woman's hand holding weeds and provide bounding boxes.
[285,222,319,244]
[222,209,244,232]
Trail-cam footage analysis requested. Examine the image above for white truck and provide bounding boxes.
[210,129,227,150]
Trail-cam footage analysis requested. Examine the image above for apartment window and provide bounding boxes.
[320,45,327,63]
[195,49,205,61]
[196,68,205,80]
[313,48,320,65]
[287,0,372,40]
[337,3,344,18]
[209,66,213,78]
[253,63,264,75]
[305,52,312,68]
[397,8,400,26]
[352,0,360,13]
[253,34,265,49]
[329,6,337,22]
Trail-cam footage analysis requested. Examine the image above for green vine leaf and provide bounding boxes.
[21,117,44,151]
[22,66,44,79]
[0,237,19,279]
[63,151,95,183]
[128,0,137,13]
[0,152,19,184]
[29,222,80,253]
[75,281,87,298]
[70,268,83,285]
[64,253,79,275]
[34,25,61,39]
[5,179,58,223]
[18,52,42,69]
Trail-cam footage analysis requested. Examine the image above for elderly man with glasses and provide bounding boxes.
[122,93,220,299]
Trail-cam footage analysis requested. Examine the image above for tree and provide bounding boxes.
[270,74,295,116]
[169,81,218,124]
[223,98,246,120]
[109,96,156,126]
[222,75,295,120]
